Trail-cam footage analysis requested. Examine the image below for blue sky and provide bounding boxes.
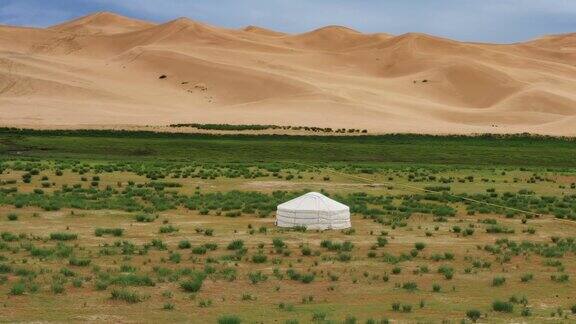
[1,0,575,43]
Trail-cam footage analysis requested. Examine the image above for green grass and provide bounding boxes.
[1,128,575,167]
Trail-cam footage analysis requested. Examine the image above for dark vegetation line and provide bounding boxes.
[0,127,574,141]
[168,123,366,133]
[0,127,574,167]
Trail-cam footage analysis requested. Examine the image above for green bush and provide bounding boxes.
[520,273,533,282]
[135,214,155,222]
[178,240,191,249]
[492,300,514,313]
[300,273,315,284]
[252,254,267,264]
[551,274,569,283]
[438,265,454,280]
[492,276,506,286]
[402,282,418,291]
[51,282,65,294]
[248,271,268,284]
[69,257,91,267]
[180,274,206,293]
[227,240,244,250]
[95,228,124,237]
[273,238,286,250]
[159,225,178,234]
[10,281,26,295]
[218,315,241,324]
[110,274,155,287]
[192,246,207,255]
[414,242,426,250]
[110,289,146,303]
[466,309,481,322]
[521,307,532,317]
[50,232,78,241]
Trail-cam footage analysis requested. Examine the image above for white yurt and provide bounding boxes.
[276,192,351,230]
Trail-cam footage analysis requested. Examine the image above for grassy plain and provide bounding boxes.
[0,129,575,323]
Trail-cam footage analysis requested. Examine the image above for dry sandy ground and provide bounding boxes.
[0,12,575,135]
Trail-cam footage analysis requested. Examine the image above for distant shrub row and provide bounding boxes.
[168,123,368,133]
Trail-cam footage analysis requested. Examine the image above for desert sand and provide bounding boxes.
[0,12,575,135]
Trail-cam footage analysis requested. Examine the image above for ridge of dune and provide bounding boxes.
[0,12,575,136]
[50,11,155,35]
[242,25,286,37]
[284,25,393,51]
[527,32,576,50]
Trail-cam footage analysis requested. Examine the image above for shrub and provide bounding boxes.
[218,315,241,324]
[204,243,218,251]
[248,271,268,284]
[180,274,206,293]
[169,252,181,263]
[272,238,286,250]
[414,242,426,250]
[178,240,191,249]
[402,282,418,291]
[69,257,91,267]
[110,274,155,287]
[51,282,65,294]
[520,273,533,282]
[343,315,357,324]
[227,240,244,250]
[203,228,214,236]
[110,289,145,303]
[252,254,267,263]
[135,214,155,222]
[377,236,388,247]
[0,263,12,274]
[551,274,569,283]
[50,232,77,241]
[60,267,76,277]
[521,307,532,317]
[300,273,315,284]
[10,281,26,295]
[492,300,514,313]
[486,225,514,234]
[492,276,506,286]
[95,228,124,237]
[192,246,207,255]
[432,283,441,292]
[159,225,178,234]
[337,252,351,262]
[94,280,109,291]
[466,309,481,322]
[312,311,327,321]
[1,232,18,242]
[7,213,18,221]
[438,265,454,280]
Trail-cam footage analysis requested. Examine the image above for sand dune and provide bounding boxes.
[50,12,154,35]
[0,11,575,135]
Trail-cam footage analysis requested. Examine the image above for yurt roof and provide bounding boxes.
[277,192,349,212]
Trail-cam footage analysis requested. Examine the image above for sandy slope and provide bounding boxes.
[0,11,575,135]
